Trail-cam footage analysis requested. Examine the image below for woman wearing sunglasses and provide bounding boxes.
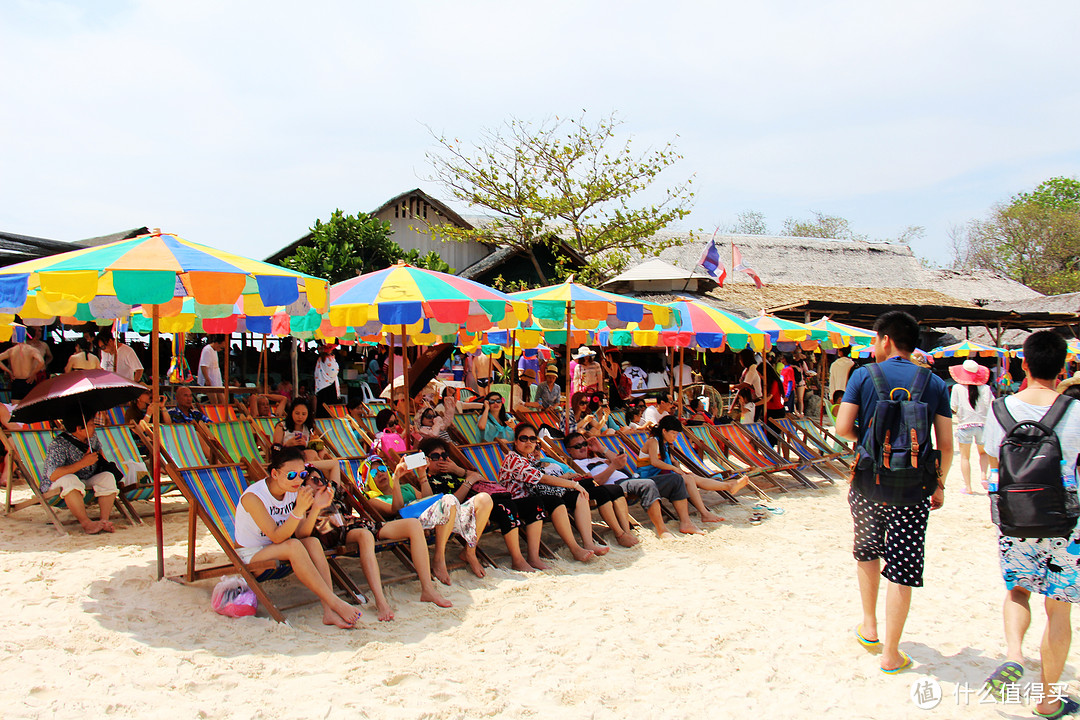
[414,403,453,443]
[498,423,609,563]
[478,392,515,442]
[232,447,363,629]
[359,456,453,606]
[371,408,408,458]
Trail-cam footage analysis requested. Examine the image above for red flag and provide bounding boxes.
[732,244,763,289]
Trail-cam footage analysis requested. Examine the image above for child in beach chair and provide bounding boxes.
[233,446,363,629]
[498,422,610,563]
[355,456,453,607]
[636,416,749,524]
[297,466,396,622]
[272,398,341,486]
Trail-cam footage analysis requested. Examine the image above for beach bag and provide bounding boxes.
[211,575,257,618]
[852,363,940,505]
[991,395,1079,538]
[398,493,442,519]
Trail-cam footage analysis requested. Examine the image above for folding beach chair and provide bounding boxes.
[200,405,239,423]
[166,462,366,623]
[739,423,821,489]
[608,410,626,428]
[1,427,137,534]
[616,429,742,506]
[248,416,280,456]
[202,420,269,480]
[98,406,127,426]
[688,425,781,497]
[315,417,372,481]
[95,424,181,515]
[795,418,853,458]
[768,417,848,478]
[709,424,813,490]
[323,404,348,420]
[514,408,562,432]
[451,412,483,444]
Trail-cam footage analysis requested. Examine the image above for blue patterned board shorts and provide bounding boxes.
[999,524,1080,603]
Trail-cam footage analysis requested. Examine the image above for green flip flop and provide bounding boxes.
[983,661,1024,701]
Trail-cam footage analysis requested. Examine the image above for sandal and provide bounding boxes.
[880,650,913,674]
[752,503,786,516]
[983,661,1023,701]
[1035,696,1080,719]
[748,512,765,526]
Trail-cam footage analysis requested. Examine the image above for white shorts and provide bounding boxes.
[51,471,118,499]
[235,546,267,563]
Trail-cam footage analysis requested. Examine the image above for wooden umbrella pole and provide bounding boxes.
[564,303,572,434]
[401,325,411,451]
[223,332,230,407]
[151,305,164,580]
[677,345,685,417]
[760,354,768,426]
[819,347,827,425]
[260,334,268,395]
[510,330,517,412]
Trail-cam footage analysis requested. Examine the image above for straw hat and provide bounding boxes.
[949,359,990,386]
[573,347,596,360]
[1058,371,1080,394]
[544,364,560,377]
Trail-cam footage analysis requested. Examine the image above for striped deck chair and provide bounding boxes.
[617,428,742,506]
[323,404,348,419]
[514,408,561,430]
[24,420,55,431]
[452,413,483,444]
[795,418,852,458]
[709,424,812,491]
[740,423,821,489]
[688,425,781,497]
[200,405,238,423]
[95,424,180,512]
[167,462,365,623]
[769,417,848,477]
[249,416,279,455]
[98,406,127,426]
[203,421,268,480]
[315,417,370,481]
[608,410,627,428]
[1,427,136,533]
[353,414,377,438]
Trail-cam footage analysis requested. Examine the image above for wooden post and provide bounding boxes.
[564,303,572,433]
[151,305,164,580]
[260,334,268,394]
[290,337,299,396]
[510,330,517,412]
[223,333,230,407]
[401,326,411,452]
[677,345,685,417]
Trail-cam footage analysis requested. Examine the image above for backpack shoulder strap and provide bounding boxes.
[909,367,931,402]
[1040,394,1075,432]
[992,397,1017,434]
[865,363,890,401]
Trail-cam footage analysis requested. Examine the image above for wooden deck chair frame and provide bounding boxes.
[615,429,742,507]
[768,417,848,477]
[795,417,853,458]
[703,424,810,491]
[735,423,821,489]
[749,421,836,483]
[94,424,184,519]
[164,462,366,623]
[686,425,780,499]
[0,426,138,534]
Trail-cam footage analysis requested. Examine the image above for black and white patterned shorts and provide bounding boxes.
[849,487,931,588]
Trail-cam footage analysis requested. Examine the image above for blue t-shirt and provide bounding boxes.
[842,357,952,446]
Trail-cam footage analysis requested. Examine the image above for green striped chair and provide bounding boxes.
[1,427,136,533]
[452,413,483,444]
[315,417,371,483]
[795,418,852,457]
[167,462,365,623]
[768,417,846,478]
[95,424,179,508]
[204,420,268,480]
[157,423,214,469]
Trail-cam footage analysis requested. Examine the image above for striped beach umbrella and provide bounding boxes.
[745,314,830,346]
[806,316,875,348]
[929,340,1008,359]
[666,300,768,351]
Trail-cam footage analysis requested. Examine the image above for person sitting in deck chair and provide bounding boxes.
[43,414,121,534]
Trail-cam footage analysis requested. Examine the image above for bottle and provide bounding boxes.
[989,468,1001,525]
[988,468,999,493]
[1063,460,1077,492]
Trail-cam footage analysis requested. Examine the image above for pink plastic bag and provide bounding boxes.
[211,575,257,618]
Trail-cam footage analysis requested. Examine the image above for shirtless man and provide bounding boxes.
[0,336,45,400]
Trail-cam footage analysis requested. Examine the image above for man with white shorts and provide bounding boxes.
[43,415,119,534]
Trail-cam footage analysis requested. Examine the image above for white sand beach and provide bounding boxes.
[0,461,1067,719]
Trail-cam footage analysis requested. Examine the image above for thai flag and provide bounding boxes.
[696,237,726,286]
[732,243,763,289]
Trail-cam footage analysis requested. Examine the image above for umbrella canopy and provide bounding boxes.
[929,340,1008,359]
[806,316,876,348]
[11,369,145,424]
[510,279,677,329]
[325,263,530,337]
[854,346,934,364]
[665,300,768,351]
[745,315,830,346]
[1012,338,1080,361]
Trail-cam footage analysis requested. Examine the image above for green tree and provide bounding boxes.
[426,112,694,284]
[781,211,924,244]
[1014,176,1080,211]
[280,209,452,283]
[730,210,769,235]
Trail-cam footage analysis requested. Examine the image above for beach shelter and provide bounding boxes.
[0,230,329,577]
[665,300,768,352]
[929,340,1008,360]
[805,317,875,349]
[323,263,531,440]
[745,314,830,348]
[510,279,678,425]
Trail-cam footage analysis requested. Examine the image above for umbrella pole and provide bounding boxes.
[760,354,768,426]
[402,325,411,452]
[678,345,685,417]
[260,335,268,395]
[223,333,230,407]
[564,304,572,434]
[152,305,164,581]
[510,330,517,412]
[819,348,827,425]
[290,338,298,398]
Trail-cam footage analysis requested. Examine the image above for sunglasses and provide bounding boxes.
[305,473,329,487]
[285,470,310,481]
[427,451,449,461]
[567,442,588,450]
[368,465,389,477]
[516,435,538,443]
[487,397,502,404]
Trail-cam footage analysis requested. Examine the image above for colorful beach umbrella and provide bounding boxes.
[665,300,768,352]
[854,346,934,364]
[929,340,1008,360]
[806,316,875,349]
[745,315,830,346]
[0,230,328,578]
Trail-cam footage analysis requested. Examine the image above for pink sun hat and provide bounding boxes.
[949,359,990,386]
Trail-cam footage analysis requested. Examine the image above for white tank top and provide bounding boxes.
[233,479,297,549]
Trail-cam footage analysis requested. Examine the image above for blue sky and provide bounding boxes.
[2,0,1078,268]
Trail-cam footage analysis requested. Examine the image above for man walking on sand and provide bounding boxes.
[981,331,1080,719]
[0,333,45,400]
[835,311,953,674]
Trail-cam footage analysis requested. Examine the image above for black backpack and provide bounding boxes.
[852,363,941,505]
[991,395,1079,538]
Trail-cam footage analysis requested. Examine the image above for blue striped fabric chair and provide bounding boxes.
[157,423,213,469]
[452,413,483,444]
[456,442,507,484]
[95,424,179,507]
[768,417,846,478]
[741,423,821,488]
[99,406,127,426]
[794,418,852,457]
[203,421,268,480]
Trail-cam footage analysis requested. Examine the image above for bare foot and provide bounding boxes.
[330,598,362,626]
[459,548,486,578]
[512,558,538,572]
[80,520,105,535]
[570,547,595,563]
[376,601,395,622]
[323,606,358,629]
[724,476,749,495]
[585,543,610,556]
[527,555,550,571]
[420,589,453,608]
[100,520,116,533]
[678,523,704,535]
[432,562,452,586]
[700,510,723,523]
[654,528,675,539]
[616,532,639,548]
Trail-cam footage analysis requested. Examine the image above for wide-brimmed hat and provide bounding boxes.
[1058,371,1080,394]
[544,364,560,376]
[949,359,990,386]
[573,347,596,360]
